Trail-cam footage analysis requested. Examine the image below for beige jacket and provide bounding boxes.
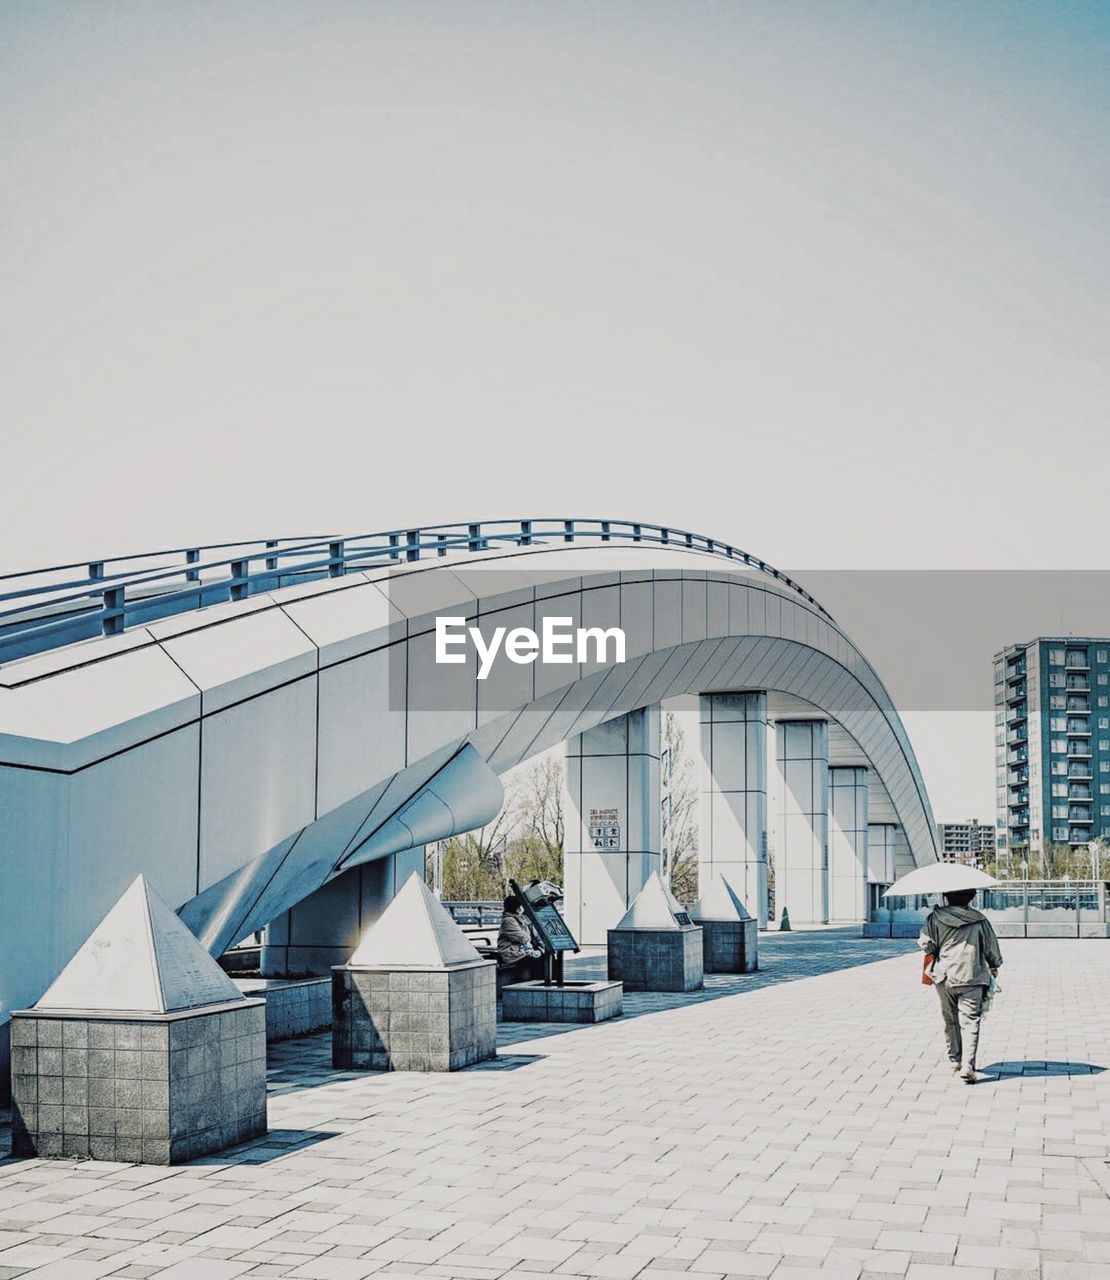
[918,905,1003,987]
[497,910,536,964]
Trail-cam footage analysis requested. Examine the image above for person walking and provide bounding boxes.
[918,888,1003,1084]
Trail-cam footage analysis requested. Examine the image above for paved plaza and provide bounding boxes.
[2,930,1109,1280]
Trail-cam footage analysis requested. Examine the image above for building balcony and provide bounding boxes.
[1069,815,1094,826]
[1067,698,1090,713]
[1006,683,1027,703]
[1067,746,1093,759]
[1010,767,1030,785]
[1006,664,1026,683]
[1067,678,1091,692]
[1065,659,1091,672]
[1067,725,1092,736]
[1006,705,1028,725]
[1069,787,1093,801]
[1067,766,1093,780]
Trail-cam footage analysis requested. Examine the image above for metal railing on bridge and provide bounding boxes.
[0,518,832,665]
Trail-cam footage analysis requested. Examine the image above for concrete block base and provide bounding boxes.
[607,927,704,992]
[332,959,496,1071]
[501,980,623,1023]
[863,919,923,939]
[701,919,758,973]
[236,977,332,1041]
[10,1000,267,1164]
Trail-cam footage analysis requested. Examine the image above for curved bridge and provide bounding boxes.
[0,519,938,1084]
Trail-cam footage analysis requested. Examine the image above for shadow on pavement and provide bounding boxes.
[981,1060,1106,1079]
[192,1128,341,1165]
[470,1053,546,1071]
[497,928,918,1047]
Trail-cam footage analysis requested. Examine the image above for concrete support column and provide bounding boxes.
[775,720,829,925]
[563,706,661,945]
[697,692,769,926]
[260,847,425,977]
[828,767,869,924]
[893,825,914,880]
[867,823,898,887]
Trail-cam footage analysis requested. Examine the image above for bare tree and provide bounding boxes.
[662,710,699,902]
[522,755,564,859]
[438,755,566,899]
[439,774,519,900]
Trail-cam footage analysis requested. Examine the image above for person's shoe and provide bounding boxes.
[959,1067,988,1084]
[950,1062,962,1073]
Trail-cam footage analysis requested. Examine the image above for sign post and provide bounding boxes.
[510,877,579,987]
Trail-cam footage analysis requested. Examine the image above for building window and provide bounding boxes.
[1052,761,1066,775]
[1102,783,1110,795]
[1053,825,1069,840]
[1052,783,1067,797]
[1100,674,1109,686]
[1052,739,1067,754]
[1100,718,1109,730]
[1050,674,1065,688]
[1102,805,1110,817]
[1101,762,1110,773]
[1051,716,1066,731]
[1101,696,1109,708]
[1098,649,1108,663]
[1049,648,1065,664]
[1102,740,1110,752]
[1051,695,1066,710]
[1052,804,1068,819]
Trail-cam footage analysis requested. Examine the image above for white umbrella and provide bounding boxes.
[883,863,998,898]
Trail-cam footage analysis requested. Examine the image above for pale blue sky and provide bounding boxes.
[2,2,1107,815]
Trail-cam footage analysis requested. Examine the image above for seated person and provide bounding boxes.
[497,894,545,979]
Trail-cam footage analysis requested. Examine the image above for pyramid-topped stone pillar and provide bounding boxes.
[332,873,496,1071]
[689,875,758,973]
[10,876,267,1163]
[606,872,703,993]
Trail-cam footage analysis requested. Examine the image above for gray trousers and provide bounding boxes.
[936,982,985,1069]
[932,983,983,1064]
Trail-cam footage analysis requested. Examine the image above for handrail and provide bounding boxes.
[0,518,834,664]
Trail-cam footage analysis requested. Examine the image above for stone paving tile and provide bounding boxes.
[1,932,1109,1279]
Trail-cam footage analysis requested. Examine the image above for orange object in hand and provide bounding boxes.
[921,954,935,986]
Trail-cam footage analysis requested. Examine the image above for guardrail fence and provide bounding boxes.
[0,517,832,665]
[866,879,1110,939]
